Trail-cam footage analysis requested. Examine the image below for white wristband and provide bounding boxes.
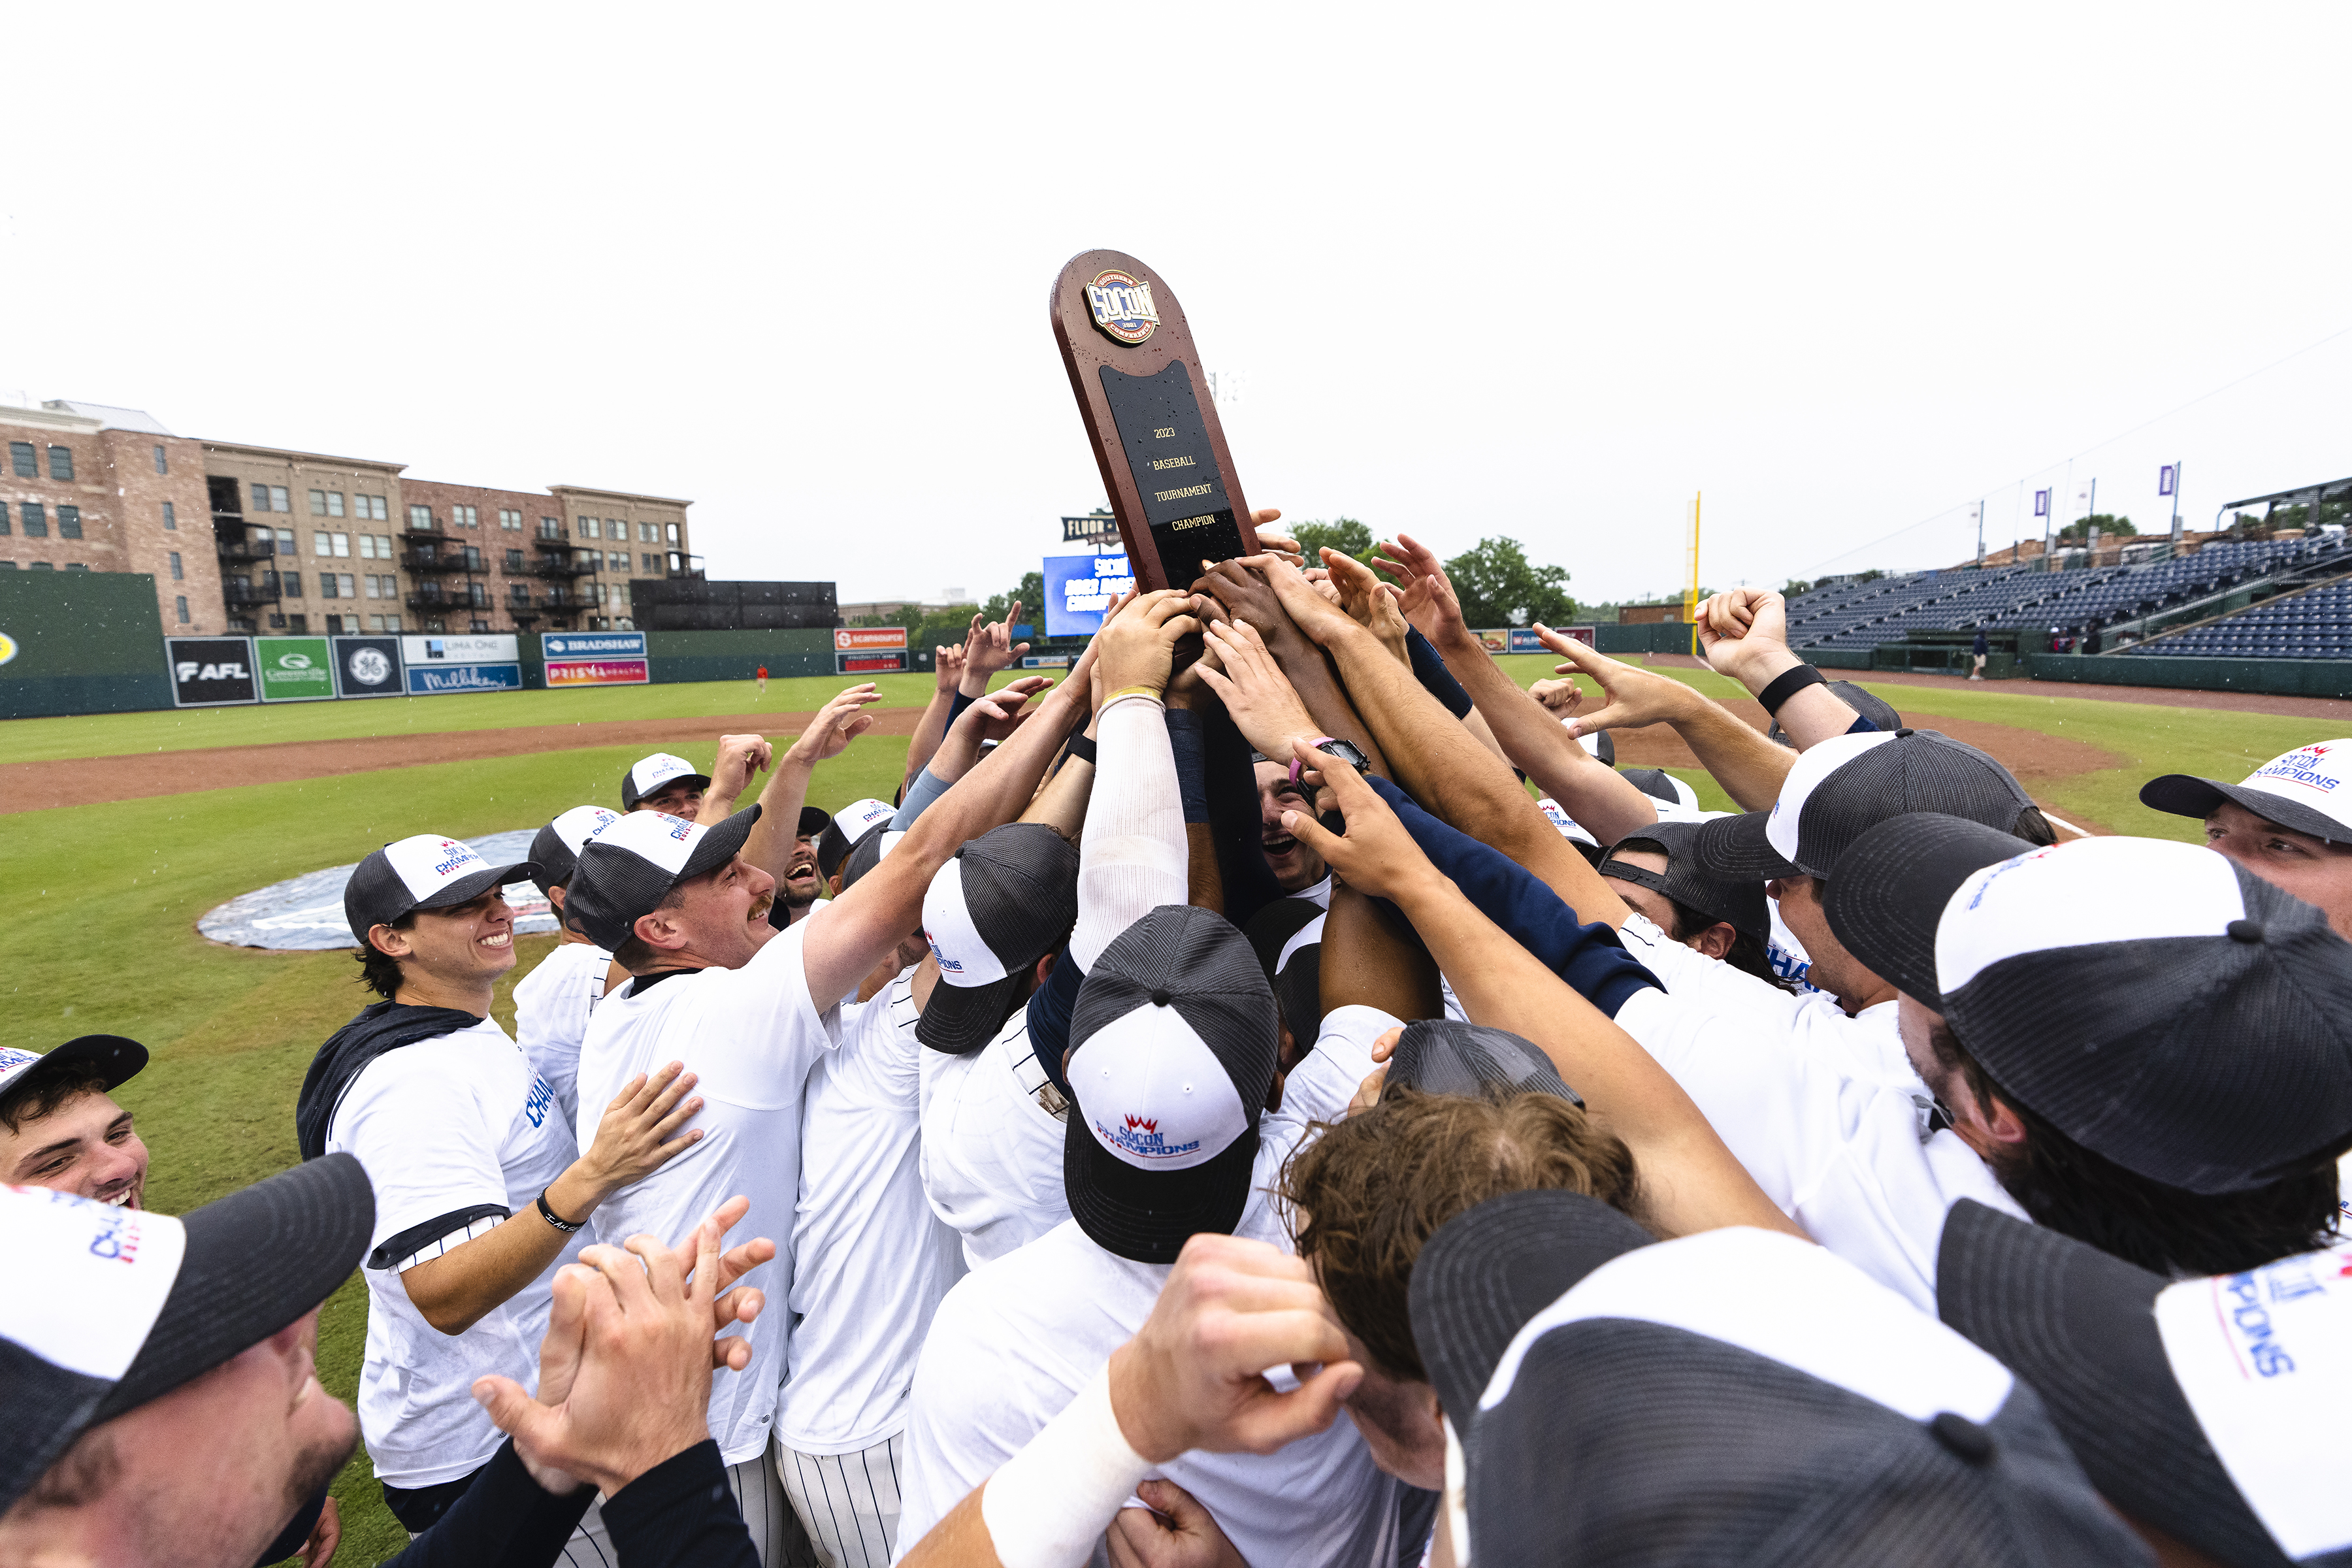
[980,1363,1154,1568]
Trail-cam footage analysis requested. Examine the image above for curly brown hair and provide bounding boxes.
[1281,1084,1641,1382]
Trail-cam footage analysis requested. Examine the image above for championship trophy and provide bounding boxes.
[1049,251,1259,593]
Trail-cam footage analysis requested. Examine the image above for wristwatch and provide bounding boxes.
[1290,736,1372,783]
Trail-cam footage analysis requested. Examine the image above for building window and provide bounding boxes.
[65,562,90,572]
[10,442,35,476]
[504,548,525,572]
[250,482,269,512]
[282,571,302,597]
[0,502,9,535]
[28,561,53,571]
[22,503,46,538]
[509,583,531,604]
[471,618,489,632]
[408,504,433,530]
[169,551,184,581]
[250,483,291,513]
[162,500,176,531]
[634,521,653,542]
[309,489,347,517]
[175,595,189,623]
[0,559,14,568]
[578,517,600,539]
[48,446,74,481]
[339,572,355,597]
[452,504,478,529]
[276,529,296,556]
[351,495,386,520]
[154,445,169,474]
[666,523,680,544]
[357,534,380,559]
[540,516,562,539]
[498,508,522,530]
[285,614,306,633]
[57,506,82,540]
[643,553,659,572]
[314,531,350,557]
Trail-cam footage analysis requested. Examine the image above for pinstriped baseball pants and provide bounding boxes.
[777,1433,907,1568]
[727,1446,822,1567]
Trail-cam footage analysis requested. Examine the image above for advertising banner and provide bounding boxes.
[834,627,908,651]
[1021,655,1072,669]
[400,633,521,696]
[543,630,650,688]
[837,649,909,674]
[1504,626,1594,653]
[408,662,523,695]
[255,636,334,702]
[1470,629,1509,653]
[331,636,404,698]
[167,636,259,708]
[1043,552,1135,638]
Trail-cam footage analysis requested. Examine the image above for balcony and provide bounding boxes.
[404,584,491,612]
[527,553,598,580]
[400,515,444,538]
[404,549,478,575]
[223,579,282,607]
[215,538,280,563]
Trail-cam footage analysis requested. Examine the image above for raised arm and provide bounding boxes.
[1252,555,1633,928]
[902,642,967,796]
[740,685,881,878]
[1070,591,1202,972]
[1692,588,1862,751]
[1539,631,1795,813]
[1192,558,1388,777]
[1284,753,1801,1242]
[696,733,774,826]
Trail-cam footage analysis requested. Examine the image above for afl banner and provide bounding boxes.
[542,630,649,688]
[166,636,258,708]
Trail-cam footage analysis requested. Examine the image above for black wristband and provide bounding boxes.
[536,1189,583,1233]
[1065,732,1098,765]
[1756,663,1828,718]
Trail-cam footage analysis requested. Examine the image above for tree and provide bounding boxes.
[1443,536,1576,629]
[2056,514,2135,543]
[1288,517,1376,565]
[982,570,1045,628]
[1782,578,1814,597]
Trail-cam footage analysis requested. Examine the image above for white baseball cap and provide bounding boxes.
[621,752,710,810]
[564,807,761,952]
[529,804,622,892]
[343,834,537,942]
[0,1037,148,1104]
[2142,740,2352,844]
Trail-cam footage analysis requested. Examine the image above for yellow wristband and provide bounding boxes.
[1102,684,1165,708]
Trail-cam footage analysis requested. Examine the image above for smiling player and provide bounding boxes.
[0,1036,152,1209]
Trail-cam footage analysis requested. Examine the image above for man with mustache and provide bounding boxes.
[1254,758,1330,900]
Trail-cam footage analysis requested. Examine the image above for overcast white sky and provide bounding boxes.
[8,3,2350,608]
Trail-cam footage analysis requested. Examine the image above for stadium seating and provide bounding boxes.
[1786,535,2352,655]
[2127,578,2352,661]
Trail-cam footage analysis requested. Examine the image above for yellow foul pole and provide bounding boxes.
[1684,491,1703,655]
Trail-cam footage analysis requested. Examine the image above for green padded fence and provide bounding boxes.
[0,573,176,719]
[2024,653,2352,700]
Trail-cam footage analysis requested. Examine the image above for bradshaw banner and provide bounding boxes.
[542,630,650,687]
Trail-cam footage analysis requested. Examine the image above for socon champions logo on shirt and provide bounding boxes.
[1086,269,1160,345]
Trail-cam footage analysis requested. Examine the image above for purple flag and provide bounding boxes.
[2033,489,2050,517]
[2159,465,2177,497]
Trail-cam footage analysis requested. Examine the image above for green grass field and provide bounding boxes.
[1,663,2334,1561]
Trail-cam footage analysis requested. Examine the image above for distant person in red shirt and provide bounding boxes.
[756,664,768,700]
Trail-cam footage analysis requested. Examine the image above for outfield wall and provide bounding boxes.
[0,573,176,720]
[2023,653,2352,699]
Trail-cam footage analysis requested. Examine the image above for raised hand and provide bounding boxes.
[1369,532,1467,647]
[1096,589,1205,698]
[787,683,882,765]
[1105,1232,1360,1463]
[1527,676,1582,717]
[1238,554,1360,650]
[970,674,1055,742]
[1691,587,1787,682]
[1536,627,1701,737]
[1190,556,1313,654]
[1319,550,1411,666]
[962,602,1032,692]
[1195,619,1320,761]
[705,733,774,806]
[1275,740,1441,904]
[934,641,968,696]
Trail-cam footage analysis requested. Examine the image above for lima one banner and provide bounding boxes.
[402,633,521,696]
[542,630,649,688]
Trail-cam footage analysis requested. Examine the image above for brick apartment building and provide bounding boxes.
[1,397,696,638]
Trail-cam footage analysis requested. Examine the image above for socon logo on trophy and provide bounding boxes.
[1085,270,1160,345]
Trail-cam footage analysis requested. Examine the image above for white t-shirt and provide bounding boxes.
[918,1007,1073,1269]
[327,1015,587,1488]
[1612,913,2027,1312]
[781,969,968,1454]
[574,919,842,1465]
[895,1005,1391,1565]
[511,939,612,1129]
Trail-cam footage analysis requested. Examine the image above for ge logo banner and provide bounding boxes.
[331,636,404,699]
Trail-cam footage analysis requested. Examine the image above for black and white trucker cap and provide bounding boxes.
[1599,817,1771,947]
[2142,739,2352,845]
[0,1036,148,1105]
[0,1154,374,1515]
[817,798,897,881]
[344,833,540,943]
[917,823,1081,1054]
[619,751,710,811]
[794,804,833,840]
[1384,1020,1582,1106]
[563,806,762,952]
[1940,1198,2352,1568]
[529,804,622,894]
[1693,727,2034,883]
[839,824,904,891]
[1767,679,1903,747]
[1572,725,1616,768]
[1064,906,1279,1265]
[1835,827,2352,1194]
[1616,766,1703,821]
[1409,1192,2146,1568]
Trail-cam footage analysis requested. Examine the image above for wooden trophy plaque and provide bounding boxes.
[1049,250,1258,593]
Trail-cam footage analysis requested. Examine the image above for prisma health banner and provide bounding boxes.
[542,630,649,687]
